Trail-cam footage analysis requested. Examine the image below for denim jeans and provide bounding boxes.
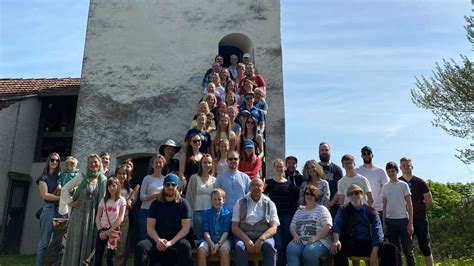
[286,241,329,266]
[134,238,192,266]
[193,210,204,241]
[234,237,276,266]
[386,218,415,266]
[139,209,149,241]
[273,213,292,265]
[36,203,59,266]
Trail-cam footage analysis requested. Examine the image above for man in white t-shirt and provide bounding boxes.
[355,146,388,216]
[382,161,415,266]
[337,154,373,206]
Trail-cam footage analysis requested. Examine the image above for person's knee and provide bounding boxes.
[419,244,432,257]
[235,241,246,252]
[262,241,276,254]
[198,247,207,257]
[219,248,230,257]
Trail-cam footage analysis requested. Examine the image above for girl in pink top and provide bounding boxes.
[94,177,127,266]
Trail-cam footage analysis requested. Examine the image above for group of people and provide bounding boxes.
[35,53,434,266]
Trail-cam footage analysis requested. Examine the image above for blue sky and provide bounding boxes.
[1,0,472,183]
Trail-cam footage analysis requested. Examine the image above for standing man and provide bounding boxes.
[355,146,388,217]
[382,162,415,266]
[159,139,181,176]
[215,151,251,210]
[134,175,192,266]
[232,178,280,266]
[318,142,343,217]
[337,154,373,207]
[285,156,303,187]
[399,157,434,266]
[228,54,239,81]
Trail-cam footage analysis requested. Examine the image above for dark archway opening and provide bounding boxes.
[218,33,253,67]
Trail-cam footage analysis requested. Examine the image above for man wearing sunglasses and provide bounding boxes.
[134,175,193,266]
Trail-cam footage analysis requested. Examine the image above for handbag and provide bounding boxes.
[104,199,122,250]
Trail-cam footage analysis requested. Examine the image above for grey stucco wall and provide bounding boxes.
[74,0,285,172]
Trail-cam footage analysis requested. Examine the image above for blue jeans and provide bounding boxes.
[139,209,149,241]
[193,210,204,241]
[234,237,276,266]
[286,241,329,266]
[274,214,292,265]
[36,203,59,266]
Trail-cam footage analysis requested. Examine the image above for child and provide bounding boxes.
[95,177,127,266]
[197,188,232,266]
[56,156,79,195]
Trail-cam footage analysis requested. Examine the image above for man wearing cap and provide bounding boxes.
[232,178,280,266]
[134,175,192,266]
[159,139,181,176]
[331,184,383,266]
[318,142,344,218]
[215,151,251,210]
[398,157,433,266]
[240,91,265,134]
[355,146,388,217]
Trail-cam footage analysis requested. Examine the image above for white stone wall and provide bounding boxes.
[74,0,285,172]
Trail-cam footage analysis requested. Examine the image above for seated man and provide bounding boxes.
[232,178,280,266]
[134,175,192,266]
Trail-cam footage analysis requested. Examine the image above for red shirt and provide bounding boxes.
[238,75,266,95]
[238,157,262,179]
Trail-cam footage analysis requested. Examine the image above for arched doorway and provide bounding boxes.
[218,33,253,67]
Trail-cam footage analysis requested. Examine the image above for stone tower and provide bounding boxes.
[73,0,285,173]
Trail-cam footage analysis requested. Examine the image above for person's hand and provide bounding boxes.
[254,238,264,254]
[307,236,319,244]
[244,239,255,254]
[127,199,132,208]
[99,231,107,240]
[70,200,81,208]
[165,239,174,248]
[292,235,302,244]
[210,242,219,254]
[407,223,414,236]
[369,248,378,266]
[331,240,341,255]
[156,238,167,251]
[178,179,187,191]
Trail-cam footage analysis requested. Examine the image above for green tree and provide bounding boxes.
[411,16,474,164]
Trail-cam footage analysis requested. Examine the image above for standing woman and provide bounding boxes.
[138,154,166,241]
[211,114,236,157]
[36,152,61,266]
[179,133,204,194]
[299,160,330,208]
[213,139,230,176]
[264,159,294,266]
[185,154,216,240]
[59,154,107,266]
[241,116,264,159]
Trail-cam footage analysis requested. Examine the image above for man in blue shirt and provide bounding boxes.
[215,151,250,210]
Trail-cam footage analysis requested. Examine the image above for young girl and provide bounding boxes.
[213,139,230,176]
[211,114,236,157]
[95,177,127,266]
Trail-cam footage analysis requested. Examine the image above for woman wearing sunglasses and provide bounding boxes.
[179,133,203,195]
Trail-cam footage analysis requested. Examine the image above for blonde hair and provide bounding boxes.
[64,156,78,167]
[211,188,226,198]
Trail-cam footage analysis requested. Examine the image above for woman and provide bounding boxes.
[214,102,228,124]
[225,92,239,109]
[139,154,166,241]
[59,154,107,266]
[179,133,204,194]
[238,139,262,179]
[213,139,230,176]
[224,80,238,104]
[241,116,264,159]
[227,106,241,144]
[211,114,236,157]
[190,102,215,129]
[287,185,332,266]
[331,184,384,266]
[220,68,232,88]
[235,63,246,90]
[211,73,225,96]
[36,152,61,266]
[185,154,216,240]
[264,159,294,266]
[298,160,330,208]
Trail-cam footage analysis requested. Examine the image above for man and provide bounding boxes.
[318,142,344,217]
[100,152,113,177]
[238,63,266,95]
[355,146,389,217]
[159,139,181,176]
[202,60,222,89]
[232,178,280,266]
[337,154,373,206]
[134,175,192,266]
[215,151,251,210]
[240,91,265,134]
[228,54,239,80]
[285,156,304,187]
[399,157,434,266]
[382,162,415,266]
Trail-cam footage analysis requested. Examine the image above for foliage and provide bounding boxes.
[427,181,474,260]
[411,15,474,164]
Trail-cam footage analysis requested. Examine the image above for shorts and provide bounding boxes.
[198,239,231,254]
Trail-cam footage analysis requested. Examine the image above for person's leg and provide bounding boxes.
[285,241,304,266]
[36,205,56,266]
[277,214,292,265]
[94,232,108,266]
[138,209,149,241]
[397,219,415,266]
[261,237,277,266]
[175,239,192,266]
[197,242,209,266]
[386,218,403,265]
[234,238,249,266]
[413,219,433,266]
[106,248,115,266]
[134,239,153,266]
[302,241,329,266]
[219,241,231,266]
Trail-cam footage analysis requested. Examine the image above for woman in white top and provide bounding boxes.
[138,154,165,241]
[185,154,216,240]
[213,138,230,176]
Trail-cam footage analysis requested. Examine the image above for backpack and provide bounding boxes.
[378,241,400,266]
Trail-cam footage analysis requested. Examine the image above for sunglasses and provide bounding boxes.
[245,97,254,100]
[246,121,255,124]
[164,183,177,188]
[348,191,363,196]
[228,158,239,161]
[50,159,60,163]
[192,139,201,144]
[304,192,315,197]
[362,152,372,156]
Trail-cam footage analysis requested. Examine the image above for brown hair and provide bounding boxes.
[197,154,213,176]
[302,160,324,182]
[43,152,61,177]
[157,178,182,203]
[341,154,355,165]
[304,184,321,205]
[104,177,122,202]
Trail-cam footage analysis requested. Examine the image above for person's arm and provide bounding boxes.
[111,200,127,230]
[178,154,187,189]
[256,135,264,159]
[297,183,306,206]
[168,218,192,247]
[38,180,60,202]
[147,217,168,251]
[185,175,197,211]
[309,223,331,243]
[405,195,414,235]
[423,191,433,209]
[232,221,251,243]
[366,191,374,207]
[329,193,340,208]
[321,181,330,208]
[382,197,387,235]
[59,173,83,215]
[289,222,302,243]
[96,203,104,230]
[247,158,262,178]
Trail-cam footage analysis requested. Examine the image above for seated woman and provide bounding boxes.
[298,160,330,208]
[287,185,332,266]
[197,188,232,266]
[331,184,384,266]
[238,139,262,180]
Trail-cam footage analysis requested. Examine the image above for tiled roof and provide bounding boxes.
[0,78,80,98]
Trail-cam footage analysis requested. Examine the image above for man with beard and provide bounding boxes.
[318,142,343,218]
[355,146,388,217]
[134,175,192,266]
[285,156,304,213]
